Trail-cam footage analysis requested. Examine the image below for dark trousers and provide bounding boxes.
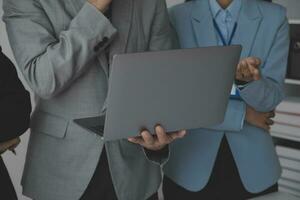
[0,157,18,200]
[163,137,278,200]
[80,149,158,200]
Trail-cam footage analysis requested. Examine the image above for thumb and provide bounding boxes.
[247,57,261,67]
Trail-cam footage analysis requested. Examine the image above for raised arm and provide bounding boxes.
[3,0,116,99]
[238,11,290,112]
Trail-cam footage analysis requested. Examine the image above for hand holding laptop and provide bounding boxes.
[236,57,261,82]
[128,125,187,151]
[75,46,242,141]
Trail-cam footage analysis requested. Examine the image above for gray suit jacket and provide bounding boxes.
[3,0,177,199]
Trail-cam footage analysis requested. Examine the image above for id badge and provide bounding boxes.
[230,84,241,99]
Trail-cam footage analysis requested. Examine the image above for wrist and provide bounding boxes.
[88,1,109,13]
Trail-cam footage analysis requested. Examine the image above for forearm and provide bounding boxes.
[239,77,285,112]
[3,2,117,99]
[238,13,289,112]
[206,100,246,132]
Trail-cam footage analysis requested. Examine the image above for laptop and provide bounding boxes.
[74,45,242,141]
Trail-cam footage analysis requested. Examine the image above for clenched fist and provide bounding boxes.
[236,57,261,82]
[88,0,112,12]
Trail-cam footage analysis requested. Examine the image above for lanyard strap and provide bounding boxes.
[213,19,237,46]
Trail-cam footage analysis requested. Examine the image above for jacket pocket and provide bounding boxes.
[30,111,69,139]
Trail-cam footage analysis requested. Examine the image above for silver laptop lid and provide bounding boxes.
[104,46,242,141]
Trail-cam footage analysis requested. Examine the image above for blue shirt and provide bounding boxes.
[209,0,242,45]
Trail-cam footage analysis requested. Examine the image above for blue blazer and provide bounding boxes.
[164,0,290,193]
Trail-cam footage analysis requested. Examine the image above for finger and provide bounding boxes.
[240,62,253,81]
[5,139,20,150]
[0,143,12,152]
[3,138,20,148]
[169,130,187,140]
[8,143,19,151]
[241,59,248,67]
[252,69,260,80]
[155,125,171,144]
[242,72,253,82]
[236,65,244,80]
[141,130,155,145]
[260,123,271,132]
[240,61,249,74]
[269,111,275,118]
[11,138,20,147]
[236,72,243,80]
[247,57,261,66]
[15,138,21,144]
[254,57,261,66]
[236,62,243,73]
[128,137,145,145]
[264,111,275,119]
[266,118,274,126]
[0,149,7,155]
[248,65,260,80]
[248,66,259,74]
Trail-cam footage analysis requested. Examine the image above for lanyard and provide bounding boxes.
[213,19,240,99]
[213,19,237,46]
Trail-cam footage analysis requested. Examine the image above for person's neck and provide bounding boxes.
[217,0,233,9]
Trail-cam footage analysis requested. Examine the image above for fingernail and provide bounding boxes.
[156,125,163,131]
[180,130,187,136]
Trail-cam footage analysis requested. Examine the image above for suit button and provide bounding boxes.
[94,37,109,52]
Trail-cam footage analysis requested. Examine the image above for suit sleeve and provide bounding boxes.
[0,52,31,143]
[3,0,117,99]
[142,0,178,165]
[148,0,179,51]
[205,100,246,132]
[238,9,289,112]
[206,11,289,131]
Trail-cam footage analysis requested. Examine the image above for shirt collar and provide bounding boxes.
[209,0,242,21]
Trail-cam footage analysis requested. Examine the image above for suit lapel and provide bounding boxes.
[191,0,218,47]
[69,0,133,77]
[99,0,133,76]
[108,0,133,62]
[232,0,262,58]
